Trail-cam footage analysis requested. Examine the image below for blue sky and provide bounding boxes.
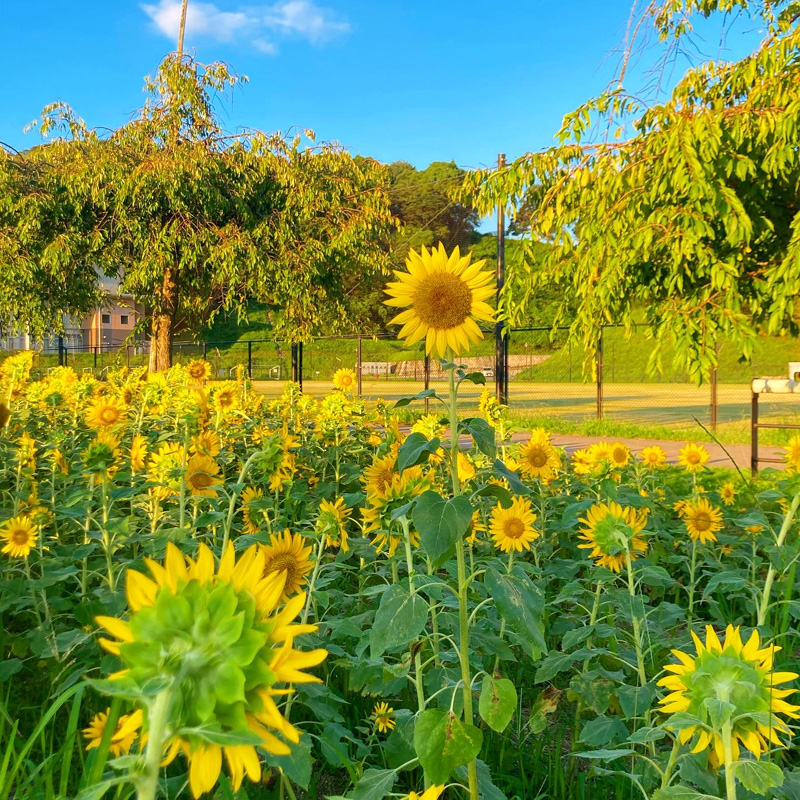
[1,1,763,171]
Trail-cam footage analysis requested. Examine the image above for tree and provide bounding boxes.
[462,0,800,380]
[0,55,394,371]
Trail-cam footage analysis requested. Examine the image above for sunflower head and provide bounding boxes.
[658,625,799,767]
[364,472,429,556]
[519,432,560,480]
[608,442,631,469]
[147,442,185,500]
[261,530,315,599]
[785,435,800,472]
[1,515,39,559]
[371,702,397,733]
[639,445,667,469]
[316,497,352,552]
[466,510,487,546]
[720,481,737,506]
[83,708,144,758]
[679,497,724,544]
[86,396,127,430]
[185,453,222,498]
[406,787,445,800]
[240,486,265,535]
[384,243,495,358]
[186,359,213,383]
[332,368,357,392]
[83,432,120,481]
[679,442,710,472]
[578,501,647,572]
[489,496,538,553]
[130,434,148,474]
[191,429,221,458]
[96,543,327,798]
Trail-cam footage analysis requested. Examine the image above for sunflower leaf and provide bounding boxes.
[479,675,517,733]
[733,760,784,795]
[412,490,473,565]
[370,584,429,658]
[486,567,547,657]
[396,433,441,472]
[414,709,483,785]
[459,417,496,458]
[349,767,398,800]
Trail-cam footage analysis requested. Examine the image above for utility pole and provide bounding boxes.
[495,153,508,405]
[177,0,189,53]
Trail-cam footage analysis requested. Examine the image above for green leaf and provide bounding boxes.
[577,715,629,747]
[703,698,734,731]
[485,567,546,655]
[349,768,398,800]
[396,433,442,472]
[478,676,517,733]
[412,490,473,565]
[459,371,487,386]
[265,739,312,789]
[571,748,636,761]
[459,417,496,458]
[414,709,483,785]
[370,585,428,658]
[734,760,784,795]
[492,459,530,495]
[471,483,513,508]
[393,389,438,408]
[0,659,23,683]
[617,684,656,720]
[652,787,719,800]
[177,725,262,747]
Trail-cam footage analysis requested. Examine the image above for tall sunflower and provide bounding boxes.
[608,442,631,469]
[720,481,737,506]
[186,359,212,383]
[83,709,143,758]
[678,442,710,472]
[489,497,538,553]
[680,497,724,544]
[785,435,800,472]
[1,516,39,559]
[96,543,327,799]
[332,368,357,392]
[261,530,314,599]
[191,429,221,458]
[185,453,222,498]
[639,445,667,469]
[578,501,647,572]
[518,432,560,480]
[147,443,185,500]
[363,473,427,556]
[658,625,799,766]
[130,434,148,474]
[362,453,400,497]
[371,702,397,733]
[384,243,495,358]
[86,395,127,430]
[240,487,265,535]
[316,497,352,552]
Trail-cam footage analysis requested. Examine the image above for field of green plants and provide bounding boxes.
[3,334,800,800]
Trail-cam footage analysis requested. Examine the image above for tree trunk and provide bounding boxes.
[148,265,179,373]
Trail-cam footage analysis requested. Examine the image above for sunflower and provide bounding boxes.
[639,445,667,469]
[720,481,737,506]
[212,383,239,416]
[371,702,396,733]
[51,448,69,476]
[130,434,147,474]
[261,530,314,599]
[658,625,799,767]
[457,452,477,483]
[571,448,592,476]
[191,429,221,458]
[384,243,495,358]
[578,501,647,572]
[316,497,352,552]
[185,453,222,498]
[519,432,560,480]
[96,543,326,799]
[332,368,357,392]
[603,441,628,468]
[406,787,445,800]
[1,516,39,558]
[678,442,710,472]
[466,511,487,546]
[86,395,127,429]
[186,359,212,383]
[17,432,36,469]
[241,487,265,535]
[680,497,724,544]
[363,473,427,556]
[490,497,538,553]
[785,435,800,472]
[83,708,144,758]
[362,453,400,497]
[0,402,9,429]
[83,432,120,482]
[147,442,185,500]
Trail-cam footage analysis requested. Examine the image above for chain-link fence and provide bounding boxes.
[3,325,800,440]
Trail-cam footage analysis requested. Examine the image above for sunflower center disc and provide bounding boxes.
[192,472,213,489]
[266,554,298,585]
[101,409,118,423]
[504,519,525,539]
[12,529,28,544]
[412,272,473,329]
[693,513,711,531]
[528,449,548,467]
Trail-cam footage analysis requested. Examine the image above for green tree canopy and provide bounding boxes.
[462,0,800,380]
[0,55,394,370]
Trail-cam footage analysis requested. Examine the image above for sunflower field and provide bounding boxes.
[3,246,800,800]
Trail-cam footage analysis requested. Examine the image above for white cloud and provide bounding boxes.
[141,0,349,53]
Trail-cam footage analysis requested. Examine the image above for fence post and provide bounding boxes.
[751,388,759,475]
[495,153,509,406]
[94,346,98,371]
[58,336,64,367]
[596,328,604,420]
[299,342,303,391]
[357,336,363,397]
[291,343,299,383]
[710,363,718,431]
[202,342,208,360]
[247,341,253,380]
[424,354,430,414]
[126,345,131,370]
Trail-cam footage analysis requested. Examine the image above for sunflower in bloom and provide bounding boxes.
[240,487,265,535]
[679,497,724,544]
[1,516,39,558]
[578,501,647,573]
[191,429,221,458]
[490,497,538,553]
[332,368,357,393]
[384,243,495,358]
[571,448,592,476]
[466,510,487,546]
[147,442,185,500]
[639,445,667,470]
[363,473,428,557]
[457,451,477,483]
[83,432,120,483]
[658,625,799,767]
[184,453,222,498]
[362,452,400,497]
[411,414,444,438]
[720,481,737,506]
[261,530,314,599]
[608,442,631,469]
[678,442,710,472]
[96,543,327,799]
[518,431,560,480]
[86,395,127,430]
[186,359,212,383]
[51,448,69,476]
[17,432,36,469]
[212,383,239,416]
[785,435,800,472]
[130,434,147,474]
[405,788,445,800]
[316,497,352,552]
[83,708,144,758]
[371,702,397,733]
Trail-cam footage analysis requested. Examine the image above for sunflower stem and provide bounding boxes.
[721,720,738,800]
[447,357,479,800]
[220,450,264,554]
[757,488,800,627]
[137,687,172,800]
[687,538,698,630]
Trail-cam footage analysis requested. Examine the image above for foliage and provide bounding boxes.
[461,0,800,380]
[0,55,394,370]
